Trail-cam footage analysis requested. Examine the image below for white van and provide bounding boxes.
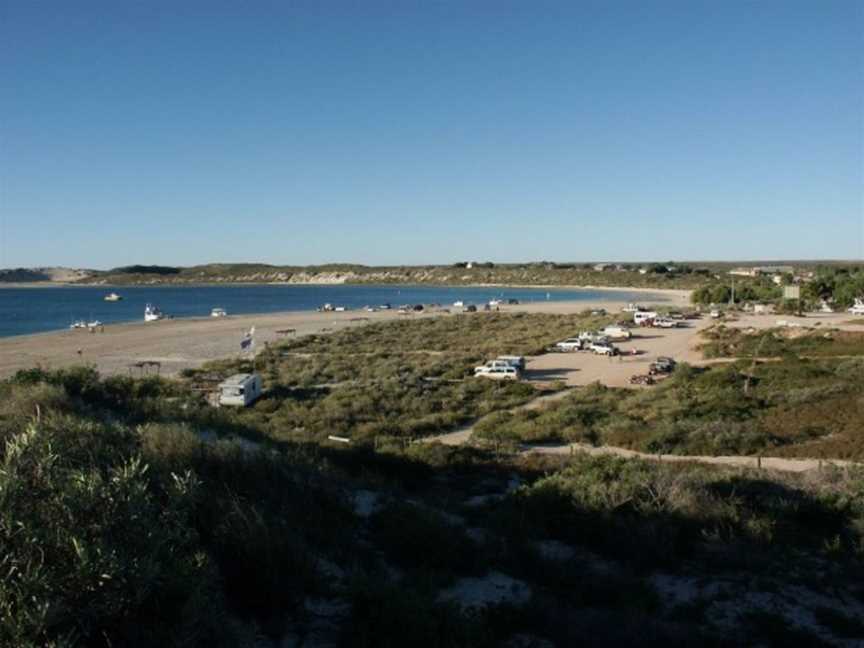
[218,373,263,407]
[633,311,657,326]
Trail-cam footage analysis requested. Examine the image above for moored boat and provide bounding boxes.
[144,304,164,322]
[104,292,123,302]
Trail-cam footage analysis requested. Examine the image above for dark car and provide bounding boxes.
[649,357,676,375]
[507,298,519,305]
[413,304,424,311]
[464,304,478,313]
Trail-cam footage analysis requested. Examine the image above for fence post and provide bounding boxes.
[757,456,762,470]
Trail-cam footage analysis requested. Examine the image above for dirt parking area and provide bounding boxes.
[523,318,715,388]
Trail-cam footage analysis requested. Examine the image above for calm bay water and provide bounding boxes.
[0,284,660,338]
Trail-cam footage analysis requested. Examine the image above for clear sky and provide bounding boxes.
[2,1,862,268]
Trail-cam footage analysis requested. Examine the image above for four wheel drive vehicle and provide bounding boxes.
[507,298,520,305]
[555,338,584,352]
[601,325,632,340]
[590,342,619,356]
[653,317,679,329]
[474,359,513,371]
[710,309,722,318]
[590,308,607,316]
[464,304,478,313]
[496,355,526,371]
[474,365,520,380]
[649,357,676,375]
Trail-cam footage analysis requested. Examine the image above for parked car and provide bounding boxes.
[555,338,584,352]
[464,304,478,313]
[590,342,619,356]
[412,304,424,311]
[474,363,520,380]
[710,309,722,319]
[653,317,679,329]
[601,325,631,341]
[497,355,526,371]
[621,303,644,313]
[649,357,676,375]
[507,298,520,305]
[590,308,607,316]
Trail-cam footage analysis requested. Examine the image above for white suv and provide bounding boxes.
[555,338,583,352]
[474,365,520,380]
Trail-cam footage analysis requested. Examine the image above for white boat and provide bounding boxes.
[211,307,227,318]
[453,300,464,307]
[488,299,503,307]
[87,320,102,328]
[144,303,164,322]
[104,292,123,302]
[70,320,87,329]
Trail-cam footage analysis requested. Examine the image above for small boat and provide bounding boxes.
[144,303,164,322]
[453,300,464,307]
[211,307,228,318]
[87,320,102,328]
[70,320,87,329]
[488,299,502,307]
[104,292,123,302]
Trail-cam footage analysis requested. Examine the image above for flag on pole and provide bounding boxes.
[240,327,255,351]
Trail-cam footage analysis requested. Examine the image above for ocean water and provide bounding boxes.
[0,284,662,338]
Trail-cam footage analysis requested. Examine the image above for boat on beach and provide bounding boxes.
[144,304,164,322]
[70,320,87,330]
[211,307,227,318]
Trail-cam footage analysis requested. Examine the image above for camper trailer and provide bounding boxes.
[218,373,262,407]
[633,311,657,326]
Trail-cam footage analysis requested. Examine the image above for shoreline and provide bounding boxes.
[0,291,688,379]
[0,280,694,296]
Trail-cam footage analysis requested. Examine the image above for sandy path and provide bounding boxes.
[0,290,687,378]
[523,442,860,473]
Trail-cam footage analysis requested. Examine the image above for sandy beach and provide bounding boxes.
[0,289,689,378]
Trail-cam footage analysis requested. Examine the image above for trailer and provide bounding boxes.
[218,373,262,407]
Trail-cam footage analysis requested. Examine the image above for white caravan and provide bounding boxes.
[218,373,263,407]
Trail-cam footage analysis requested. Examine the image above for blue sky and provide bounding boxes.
[2,1,862,268]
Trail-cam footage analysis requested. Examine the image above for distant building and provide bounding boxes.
[729,265,794,278]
